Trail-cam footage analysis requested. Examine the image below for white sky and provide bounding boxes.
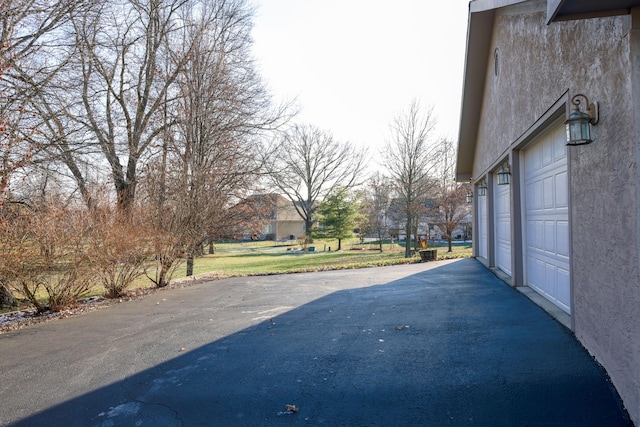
[250,0,470,166]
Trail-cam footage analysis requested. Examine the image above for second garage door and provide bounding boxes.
[494,173,512,276]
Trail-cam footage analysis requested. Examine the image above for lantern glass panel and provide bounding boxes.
[497,170,510,185]
[566,110,592,145]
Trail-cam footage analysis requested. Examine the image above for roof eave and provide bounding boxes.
[455,0,640,182]
[455,7,495,182]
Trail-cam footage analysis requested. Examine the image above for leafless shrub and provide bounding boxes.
[0,196,97,312]
[89,200,153,298]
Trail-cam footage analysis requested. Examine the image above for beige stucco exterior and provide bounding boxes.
[457,0,640,423]
[261,194,306,241]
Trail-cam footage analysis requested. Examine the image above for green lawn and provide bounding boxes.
[172,239,472,279]
[3,239,472,313]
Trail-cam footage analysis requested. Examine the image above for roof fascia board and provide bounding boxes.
[548,0,640,23]
[552,9,633,22]
[456,7,495,181]
[546,0,564,23]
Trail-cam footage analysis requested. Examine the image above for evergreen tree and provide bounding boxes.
[313,189,361,251]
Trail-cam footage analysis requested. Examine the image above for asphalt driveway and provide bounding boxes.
[0,258,632,426]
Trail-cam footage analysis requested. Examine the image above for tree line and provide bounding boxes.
[0,0,469,313]
[306,101,471,258]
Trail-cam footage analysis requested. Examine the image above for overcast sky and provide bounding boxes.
[250,0,470,165]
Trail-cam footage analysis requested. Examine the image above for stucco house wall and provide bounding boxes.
[458,0,640,422]
[271,196,306,240]
[272,221,305,241]
[473,2,633,178]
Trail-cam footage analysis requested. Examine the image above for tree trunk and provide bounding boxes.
[155,255,172,288]
[157,268,169,288]
[209,241,215,254]
[404,219,412,258]
[338,238,342,251]
[0,281,16,309]
[448,237,453,252]
[305,218,314,243]
[186,255,194,277]
[116,180,136,213]
[194,243,204,257]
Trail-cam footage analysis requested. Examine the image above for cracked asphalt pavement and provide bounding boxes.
[0,258,632,426]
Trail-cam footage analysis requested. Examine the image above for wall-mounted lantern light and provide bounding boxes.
[477,180,487,196]
[565,93,598,146]
[497,162,510,185]
[466,191,473,204]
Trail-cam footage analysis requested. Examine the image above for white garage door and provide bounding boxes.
[494,176,512,276]
[522,124,571,314]
[477,188,488,260]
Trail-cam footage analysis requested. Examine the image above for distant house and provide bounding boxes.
[249,194,305,241]
[387,198,446,242]
[456,0,640,422]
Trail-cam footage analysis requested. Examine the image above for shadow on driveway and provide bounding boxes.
[7,259,632,426]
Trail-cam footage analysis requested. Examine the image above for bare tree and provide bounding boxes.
[8,0,292,215]
[50,0,199,212]
[361,172,393,251]
[432,139,471,252]
[383,100,442,258]
[0,0,79,203]
[433,183,469,252]
[140,0,289,282]
[0,0,82,306]
[267,123,367,242]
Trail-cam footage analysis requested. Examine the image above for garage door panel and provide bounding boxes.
[497,219,510,237]
[526,180,544,211]
[544,220,556,253]
[543,176,555,209]
[527,220,543,249]
[557,221,569,257]
[556,171,568,207]
[528,256,545,289]
[554,136,567,160]
[527,147,542,172]
[543,140,554,166]
[557,267,571,310]
[544,262,557,296]
[497,245,511,274]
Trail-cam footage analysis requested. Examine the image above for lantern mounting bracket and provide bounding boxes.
[571,94,599,125]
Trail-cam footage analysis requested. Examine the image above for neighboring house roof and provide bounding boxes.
[455,0,640,181]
